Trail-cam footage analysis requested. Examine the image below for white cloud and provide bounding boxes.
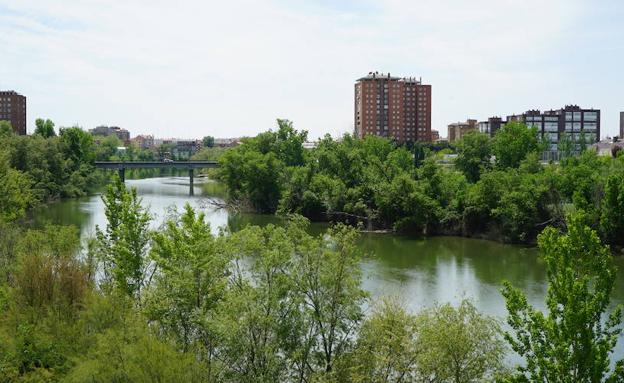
[0,0,621,139]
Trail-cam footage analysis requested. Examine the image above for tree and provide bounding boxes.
[215,223,300,382]
[294,221,367,375]
[414,300,507,382]
[0,120,12,136]
[202,135,215,148]
[145,204,229,376]
[59,126,95,167]
[348,298,420,382]
[96,176,151,298]
[492,122,539,169]
[455,131,491,183]
[502,213,624,381]
[0,152,32,222]
[34,118,56,138]
[600,173,624,248]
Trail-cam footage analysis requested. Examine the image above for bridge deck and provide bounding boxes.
[94,161,219,169]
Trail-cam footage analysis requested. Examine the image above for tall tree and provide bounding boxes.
[146,204,229,377]
[202,135,215,148]
[502,212,624,381]
[492,121,539,169]
[34,118,56,138]
[600,173,624,248]
[455,131,492,183]
[96,176,151,298]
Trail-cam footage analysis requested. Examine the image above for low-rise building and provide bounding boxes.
[89,125,131,144]
[214,137,242,147]
[447,119,477,143]
[431,130,440,141]
[131,134,154,149]
[591,138,624,157]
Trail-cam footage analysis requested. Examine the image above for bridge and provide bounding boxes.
[94,161,219,195]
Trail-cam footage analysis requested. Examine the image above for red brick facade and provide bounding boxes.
[355,72,431,143]
[0,91,27,135]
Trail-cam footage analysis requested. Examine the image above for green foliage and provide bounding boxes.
[0,152,33,223]
[413,300,507,382]
[492,121,540,169]
[203,135,215,148]
[219,119,307,212]
[347,298,506,383]
[0,121,99,203]
[145,204,229,375]
[600,173,624,248]
[0,120,13,136]
[66,308,207,383]
[502,213,624,381]
[34,119,56,138]
[96,176,151,297]
[455,131,491,182]
[191,146,228,161]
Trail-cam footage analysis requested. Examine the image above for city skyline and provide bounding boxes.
[1,0,623,139]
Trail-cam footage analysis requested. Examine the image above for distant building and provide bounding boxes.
[478,117,504,137]
[479,105,600,160]
[591,138,624,157]
[447,119,477,143]
[131,134,154,149]
[354,72,432,143]
[431,129,440,141]
[214,137,241,147]
[0,90,27,135]
[89,125,131,144]
[620,112,624,139]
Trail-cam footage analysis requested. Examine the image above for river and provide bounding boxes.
[31,176,624,360]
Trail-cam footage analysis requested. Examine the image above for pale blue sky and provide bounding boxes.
[0,0,622,139]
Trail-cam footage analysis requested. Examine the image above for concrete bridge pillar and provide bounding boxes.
[118,167,125,183]
[189,168,194,196]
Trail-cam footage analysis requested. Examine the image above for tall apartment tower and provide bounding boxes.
[620,112,624,139]
[0,91,27,135]
[355,72,432,143]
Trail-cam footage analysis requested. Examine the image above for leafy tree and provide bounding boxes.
[455,131,491,183]
[414,300,507,382]
[600,173,624,248]
[34,118,56,138]
[202,135,215,148]
[215,223,300,382]
[294,221,367,375]
[492,122,539,169]
[145,204,229,375]
[0,120,13,136]
[502,213,624,381]
[59,126,95,168]
[96,176,151,298]
[0,152,32,222]
[348,298,420,382]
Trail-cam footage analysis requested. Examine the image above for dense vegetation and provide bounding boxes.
[0,121,99,213]
[1,118,624,381]
[0,172,622,381]
[219,120,624,247]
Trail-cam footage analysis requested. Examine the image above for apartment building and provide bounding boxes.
[355,72,432,143]
[620,112,624,139]
[0,90,27,135]
[447,119,477,143]
[478,106,600,158]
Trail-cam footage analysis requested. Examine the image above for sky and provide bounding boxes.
[0,0,623,139]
